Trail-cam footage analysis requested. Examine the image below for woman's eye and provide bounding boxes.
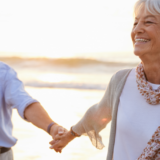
[134,22,138,26]
[145,21,153,24]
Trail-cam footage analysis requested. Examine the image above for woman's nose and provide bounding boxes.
[133,22,144,34]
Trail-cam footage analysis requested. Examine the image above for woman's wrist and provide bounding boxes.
[70,126,81,137]
[67,130,77,141]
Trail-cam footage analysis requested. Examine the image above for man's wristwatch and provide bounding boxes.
[70,126,81,137]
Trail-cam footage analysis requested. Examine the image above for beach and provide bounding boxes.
[0,0,140,159]
[12,87,110,160]
[2,57,138,159]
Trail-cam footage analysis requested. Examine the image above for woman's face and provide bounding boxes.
[131,6,160,60]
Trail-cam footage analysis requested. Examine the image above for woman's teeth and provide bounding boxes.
[135,39,150,42]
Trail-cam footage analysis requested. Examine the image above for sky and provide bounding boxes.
[0,0,137,58]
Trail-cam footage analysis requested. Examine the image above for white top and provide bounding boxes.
[113,68,160,160]
[0,62,38,148]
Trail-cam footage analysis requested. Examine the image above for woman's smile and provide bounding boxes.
[131,5,160,59]
[134,38,150,45]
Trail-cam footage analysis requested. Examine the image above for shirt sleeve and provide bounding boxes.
[72,74,115,150]
[4,66,38,120]
[72,69,131,150]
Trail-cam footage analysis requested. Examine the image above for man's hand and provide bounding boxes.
[50,124,68,139]
[24,102,68,152]
[49,130,76,153]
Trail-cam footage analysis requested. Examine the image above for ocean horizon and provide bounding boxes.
[0,55,139,90]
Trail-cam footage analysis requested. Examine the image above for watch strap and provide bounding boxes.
[70,126,81,137]
[47,122,56,135]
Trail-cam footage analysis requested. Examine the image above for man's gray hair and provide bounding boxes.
[134,0,160,15]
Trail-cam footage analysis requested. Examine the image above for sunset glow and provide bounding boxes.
[38,73,75,83]
[0,0,137,58]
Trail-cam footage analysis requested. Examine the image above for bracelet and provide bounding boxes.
[47,122,56,135]
[70,126,81,137]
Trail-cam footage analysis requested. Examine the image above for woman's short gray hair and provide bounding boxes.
[134,0,160,15]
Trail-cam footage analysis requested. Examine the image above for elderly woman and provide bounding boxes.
[50,0,160,159]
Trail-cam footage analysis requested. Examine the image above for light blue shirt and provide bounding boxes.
[0,62,38,148]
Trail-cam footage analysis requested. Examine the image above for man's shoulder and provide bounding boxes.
[0,61,13,71]
[0,62,15,79]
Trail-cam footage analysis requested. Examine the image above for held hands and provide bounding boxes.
[49,130,76,153]
[49,124,68,140]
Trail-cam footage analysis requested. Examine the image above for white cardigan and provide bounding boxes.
[72,69,132,160]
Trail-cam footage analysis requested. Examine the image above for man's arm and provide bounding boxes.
[3,65,66,148]
[24,102,67,139]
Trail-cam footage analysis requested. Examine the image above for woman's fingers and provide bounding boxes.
[57,147,63,153]
[55,133,64,140]
[50,133,64,145]
[50,129,67,145]
[50,140,62,149]
[49,140,55,145]
[58,147,63,151]
[49,131,72,152]
[49,139,59,145]
[50,137,68,150]
[55,147,63,153]
[54,146,61,152]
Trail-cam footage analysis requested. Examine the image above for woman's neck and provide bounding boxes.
[142,61,160,84]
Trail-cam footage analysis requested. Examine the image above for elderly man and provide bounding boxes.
[0,62,65,160]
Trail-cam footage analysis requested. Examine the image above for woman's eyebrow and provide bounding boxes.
[144,15,156,19]
[135,15,156,20]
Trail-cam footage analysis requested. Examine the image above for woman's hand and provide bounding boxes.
[49,130,76,153]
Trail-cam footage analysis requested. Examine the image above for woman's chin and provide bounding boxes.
[133,49,145,57]
[133,51,141,57]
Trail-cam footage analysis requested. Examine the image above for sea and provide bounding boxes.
[0,55,140,91]
[0,0,140,158]
[0,55,140,160]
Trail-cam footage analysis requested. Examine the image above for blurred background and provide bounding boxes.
[0,0,140,159]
